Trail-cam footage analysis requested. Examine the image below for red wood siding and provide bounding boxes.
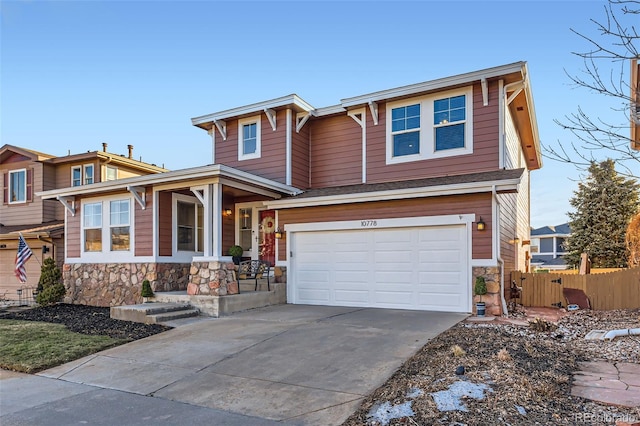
[135,187,154,256]
[66,205,81,258]
[215,112,287,183]
[158,191,172,256]
[276,193,492,261]
[291,121,310,189]
[308,114,362,188]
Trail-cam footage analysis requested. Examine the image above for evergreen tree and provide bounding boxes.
[564,159,640,268]
[36,257,66,305]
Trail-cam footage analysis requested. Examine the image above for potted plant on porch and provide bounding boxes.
[228,245,244,265]
[474,276,487,317]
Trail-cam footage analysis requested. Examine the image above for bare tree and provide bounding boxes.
[544,0,639,178]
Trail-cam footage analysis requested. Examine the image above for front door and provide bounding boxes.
[237,205,276,265]
[258,210,276,265]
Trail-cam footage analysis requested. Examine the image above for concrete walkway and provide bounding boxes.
[0,305,466,425]
[572,361,640,408]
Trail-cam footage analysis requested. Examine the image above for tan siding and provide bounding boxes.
[215,112,287,183]
[309,114,362,188]
[134,187,154,256]
[0,161,43,226]
[42,164,60,222]
[158,191,172,256]
[291,120,310,189]
[277,193,492,261]
[365,82,501,185]
[67,207,81,258]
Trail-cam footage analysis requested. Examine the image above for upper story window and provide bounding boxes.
[391,104,421,157]
[84,165,94,184]
[105,166,117,181]
[434,95,466,151]
[238,115,261,161]
[72,164,94,187]
[8,169,26,204]
[386,86,473,165]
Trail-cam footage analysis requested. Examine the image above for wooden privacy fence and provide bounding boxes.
[512,268,640,310]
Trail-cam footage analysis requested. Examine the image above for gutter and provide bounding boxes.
[493,185,509,316]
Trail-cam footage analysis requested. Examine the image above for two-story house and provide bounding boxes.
[530,223,571,270]
[38,61,541,315]
[0,144,167,303]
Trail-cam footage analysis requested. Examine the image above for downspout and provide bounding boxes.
[493,185,509,316]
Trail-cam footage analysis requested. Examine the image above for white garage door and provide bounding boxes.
[291,225,469,312]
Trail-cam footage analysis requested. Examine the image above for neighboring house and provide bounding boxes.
[0,144,167,303]
[38,61,541,316]
[530,223,571,270]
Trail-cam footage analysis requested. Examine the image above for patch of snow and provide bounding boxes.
[430,380,493,412]
[366,401,415,425]
[406,387,424,399]
[515,404,527,415]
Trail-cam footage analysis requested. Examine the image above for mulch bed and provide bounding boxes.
[343,309,640,426]
[0,303,170,340]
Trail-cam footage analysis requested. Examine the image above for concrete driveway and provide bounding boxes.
[1,305,466,425]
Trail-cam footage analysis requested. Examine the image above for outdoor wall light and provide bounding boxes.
[275,227,284,239]
[476,217,486,231]
[223,208,233,217]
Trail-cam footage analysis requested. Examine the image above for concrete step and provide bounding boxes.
[147,308,200,324]
[110,302,197,324]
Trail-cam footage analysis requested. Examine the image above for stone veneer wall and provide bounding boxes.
[187,261,239,296]
[472,266,502,316]
[62,262,191,307]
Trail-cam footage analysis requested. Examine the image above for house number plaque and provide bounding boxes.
[361,220,377,227]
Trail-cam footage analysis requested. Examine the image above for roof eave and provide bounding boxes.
[191,94,315,129]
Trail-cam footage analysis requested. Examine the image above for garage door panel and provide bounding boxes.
[292,224,469,312]
[298,289,330,302]
[418,272,462,285]
[334,290,369,303]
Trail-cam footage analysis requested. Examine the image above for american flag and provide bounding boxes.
[15,234,33,283]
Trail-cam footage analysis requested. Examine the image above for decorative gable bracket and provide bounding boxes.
[213,119,227,141]
[264,108,277,131]
[347,108,366,128]
[368,101,378,125]
[57,195,76,216]
[296,111,315,133]
[481,78,489,106]
[127,186,146,209]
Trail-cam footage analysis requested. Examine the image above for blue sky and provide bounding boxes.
[1,0,635,228]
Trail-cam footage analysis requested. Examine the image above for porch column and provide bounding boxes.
[211,182,223,259]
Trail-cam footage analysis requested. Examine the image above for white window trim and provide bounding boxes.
[80,194,134,262]
[172,193,204,260]
[71,166,82,187]
[8,169,27,204]
[72,164,96,186]
[238,115,262,161]
[84,164,94,185]
[386,86,473,165]
[105,165,118,181]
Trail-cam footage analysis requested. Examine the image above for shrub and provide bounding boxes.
[474,276,487,302]
[228,245,244,257]
[36,258,65,306]
[141,280,154,298]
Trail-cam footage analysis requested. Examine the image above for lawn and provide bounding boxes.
[0,319,128,373]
